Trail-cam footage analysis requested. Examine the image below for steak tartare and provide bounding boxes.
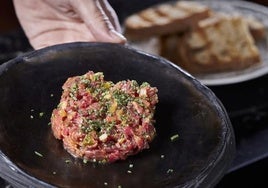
[51,71,158,163]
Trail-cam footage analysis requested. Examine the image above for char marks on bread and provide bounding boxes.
[174,14,261,73]
[124,1,211,40]
[124,1,265,74]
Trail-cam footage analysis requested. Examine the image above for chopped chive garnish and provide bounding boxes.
[167,168,174,174]
[39,112,44,117]
[34,151,43,157]
[65,159,71,164]
[170,134,179,142]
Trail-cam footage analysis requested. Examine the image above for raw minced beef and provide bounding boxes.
[50,71,158,163]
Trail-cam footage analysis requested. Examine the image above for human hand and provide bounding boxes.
[13,0,126,49]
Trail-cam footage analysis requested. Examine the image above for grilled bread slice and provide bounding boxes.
[245,16,266,41]
[173,14,261,74]
[124,1,211,40]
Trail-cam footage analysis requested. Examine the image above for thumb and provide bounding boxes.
[71,0,126,44]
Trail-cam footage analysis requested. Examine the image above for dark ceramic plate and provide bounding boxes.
[0,42,235,188]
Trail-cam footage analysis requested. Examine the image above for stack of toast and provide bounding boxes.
[124,1,211,40]
[124,1,265,74]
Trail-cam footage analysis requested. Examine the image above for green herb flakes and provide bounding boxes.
[34,151,43,158]
[65,159,71,164]
[170,134,179,142]
[167,168,174,174]
[39,112,44,117]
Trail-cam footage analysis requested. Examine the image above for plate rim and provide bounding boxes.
[0,42,236,188]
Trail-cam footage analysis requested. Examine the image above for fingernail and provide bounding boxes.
[110,30,127,44]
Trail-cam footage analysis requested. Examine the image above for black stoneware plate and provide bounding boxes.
[0,42,235,188]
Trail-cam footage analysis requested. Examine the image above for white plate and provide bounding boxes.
[127,0,268,86]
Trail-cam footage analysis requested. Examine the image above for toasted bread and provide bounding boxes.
[126,1,263,74]
[124,1,211,40]
[245,16,266,41]
[173,14,261,74]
